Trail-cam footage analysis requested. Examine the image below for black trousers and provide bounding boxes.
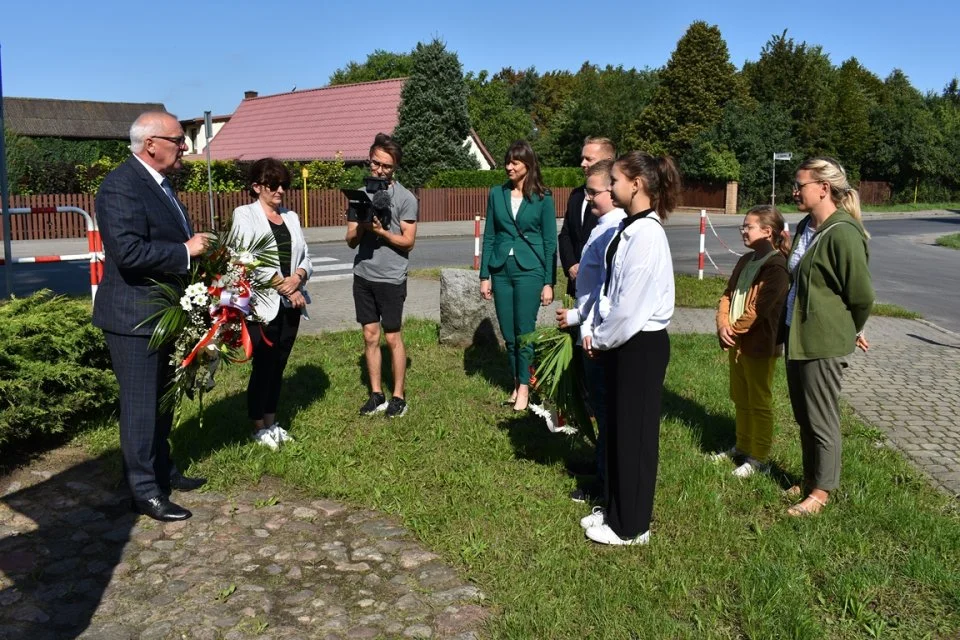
[247,307,301,420]
[603,329,670,539]
[104,332,178,500]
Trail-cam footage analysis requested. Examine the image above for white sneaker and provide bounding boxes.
[269,423,294,443]
[709,447,738,463]
[580,506,605,530]
[732,459,768,478]
[585,523,650,546]
[252,428,279,451]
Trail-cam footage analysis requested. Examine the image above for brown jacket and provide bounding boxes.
[716,251,790,358]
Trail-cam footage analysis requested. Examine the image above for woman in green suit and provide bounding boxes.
[479,140,557,411]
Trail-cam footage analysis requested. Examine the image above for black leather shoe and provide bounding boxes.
[132,496,192,521]
[169,475,207,492]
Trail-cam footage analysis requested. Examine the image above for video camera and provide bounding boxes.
[343,177,392,225]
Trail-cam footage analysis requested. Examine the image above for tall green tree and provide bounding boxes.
[328,49,413,85]
[465,71,533,163]
[392,39,479,187]
[864,70,945,199]
[742,30,837,156]
[538,63,659,165]
[625,21,745,157]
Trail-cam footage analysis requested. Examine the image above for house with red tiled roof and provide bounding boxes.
[201,78,495,168]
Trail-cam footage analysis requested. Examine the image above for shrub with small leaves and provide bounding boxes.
[0,291,117,453]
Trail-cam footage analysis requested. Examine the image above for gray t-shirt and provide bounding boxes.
[348,181,418,284]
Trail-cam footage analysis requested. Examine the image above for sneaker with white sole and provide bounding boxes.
[252,427,279,451]
[359,392,388,416]
[585,523,650,546]
[709,447,738,463]
[732,459,769,478]
[580,506,605,530]
[269,423,294,443]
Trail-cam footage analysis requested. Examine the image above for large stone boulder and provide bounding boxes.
[439,268,561,347]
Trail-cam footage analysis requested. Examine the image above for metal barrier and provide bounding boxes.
[0,206,103,299]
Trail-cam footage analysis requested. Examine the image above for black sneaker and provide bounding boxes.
[386,396,408,418]
[359,392,388,416]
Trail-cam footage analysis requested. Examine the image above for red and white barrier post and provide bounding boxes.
[698,209,706,280]
[0,206,103,300]
[474,215,481,270]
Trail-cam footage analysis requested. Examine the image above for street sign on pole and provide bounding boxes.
[771,152,793,205]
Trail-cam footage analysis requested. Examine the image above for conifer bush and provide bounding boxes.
[0,291,116,452]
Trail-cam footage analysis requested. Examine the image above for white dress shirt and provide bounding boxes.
[564,208,626,344]
[593,212,674,351]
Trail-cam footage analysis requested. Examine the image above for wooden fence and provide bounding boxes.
[1,183,727,241]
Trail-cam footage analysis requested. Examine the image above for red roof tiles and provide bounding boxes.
[206,78,405,162]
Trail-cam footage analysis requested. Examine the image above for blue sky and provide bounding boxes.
[2,0,957,120]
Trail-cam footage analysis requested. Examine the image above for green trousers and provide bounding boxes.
[491,255,544,385]
[728,350,778,462]
[786,352,847,491]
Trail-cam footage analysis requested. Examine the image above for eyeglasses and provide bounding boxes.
[793,180,823,191]
[259,181,290,191]
[738,224,760,232]
[369,158,395,171]
[584,187,610,199]
[152,135,186,147]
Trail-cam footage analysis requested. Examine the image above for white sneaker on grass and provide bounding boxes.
[269,423,294,443]
[709,447,738,463]
[585,523,650,546]
[580,506,605,530]
[732,459,769,478]
[252,428,279,451]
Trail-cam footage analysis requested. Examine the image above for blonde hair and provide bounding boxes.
[745,204,791,257]
[799,156,862,222]
[583,136,616,159]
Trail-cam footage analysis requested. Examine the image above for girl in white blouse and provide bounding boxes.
[579,152,679,546]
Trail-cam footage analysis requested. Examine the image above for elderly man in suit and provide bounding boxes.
[557,137,617,299]
[93,111,209,521]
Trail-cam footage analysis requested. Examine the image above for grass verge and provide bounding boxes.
[75,319,960,638]
[935,233,960,250]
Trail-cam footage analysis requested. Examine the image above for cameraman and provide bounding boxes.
[345,133,418,418]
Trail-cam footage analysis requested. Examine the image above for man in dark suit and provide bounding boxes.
[557,137,617,299]
[93,112,209,522]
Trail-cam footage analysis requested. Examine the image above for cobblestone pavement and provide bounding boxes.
[0,450,487,640]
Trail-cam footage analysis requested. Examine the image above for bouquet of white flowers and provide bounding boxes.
[140,229,279,425]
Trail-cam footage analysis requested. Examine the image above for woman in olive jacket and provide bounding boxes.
[479,140,557,411]
[784,157,873,516]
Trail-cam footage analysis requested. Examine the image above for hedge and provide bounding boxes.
[425,167,585,188]
[0,291,117,453]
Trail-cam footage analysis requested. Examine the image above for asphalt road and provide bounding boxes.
[6,215,959,333]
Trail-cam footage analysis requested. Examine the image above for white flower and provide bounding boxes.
[180,295,192,311]
[185,282,207,298]
[236,251,255,265]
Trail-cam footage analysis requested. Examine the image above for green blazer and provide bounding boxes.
[479,183,558,285]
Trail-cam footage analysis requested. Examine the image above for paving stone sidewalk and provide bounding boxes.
[0,450,488,640]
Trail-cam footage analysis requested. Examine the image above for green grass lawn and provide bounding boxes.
[76,319,960,639]
[936,233,960,250]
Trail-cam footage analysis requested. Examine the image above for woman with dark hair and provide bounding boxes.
[579,151,679,545]
[230,158,313,450]
[479,140,557,411]
[784,156,873,516]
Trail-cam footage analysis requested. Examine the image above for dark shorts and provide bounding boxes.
[353,275,407,332]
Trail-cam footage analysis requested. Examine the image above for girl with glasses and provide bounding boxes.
[713,205,791,479]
